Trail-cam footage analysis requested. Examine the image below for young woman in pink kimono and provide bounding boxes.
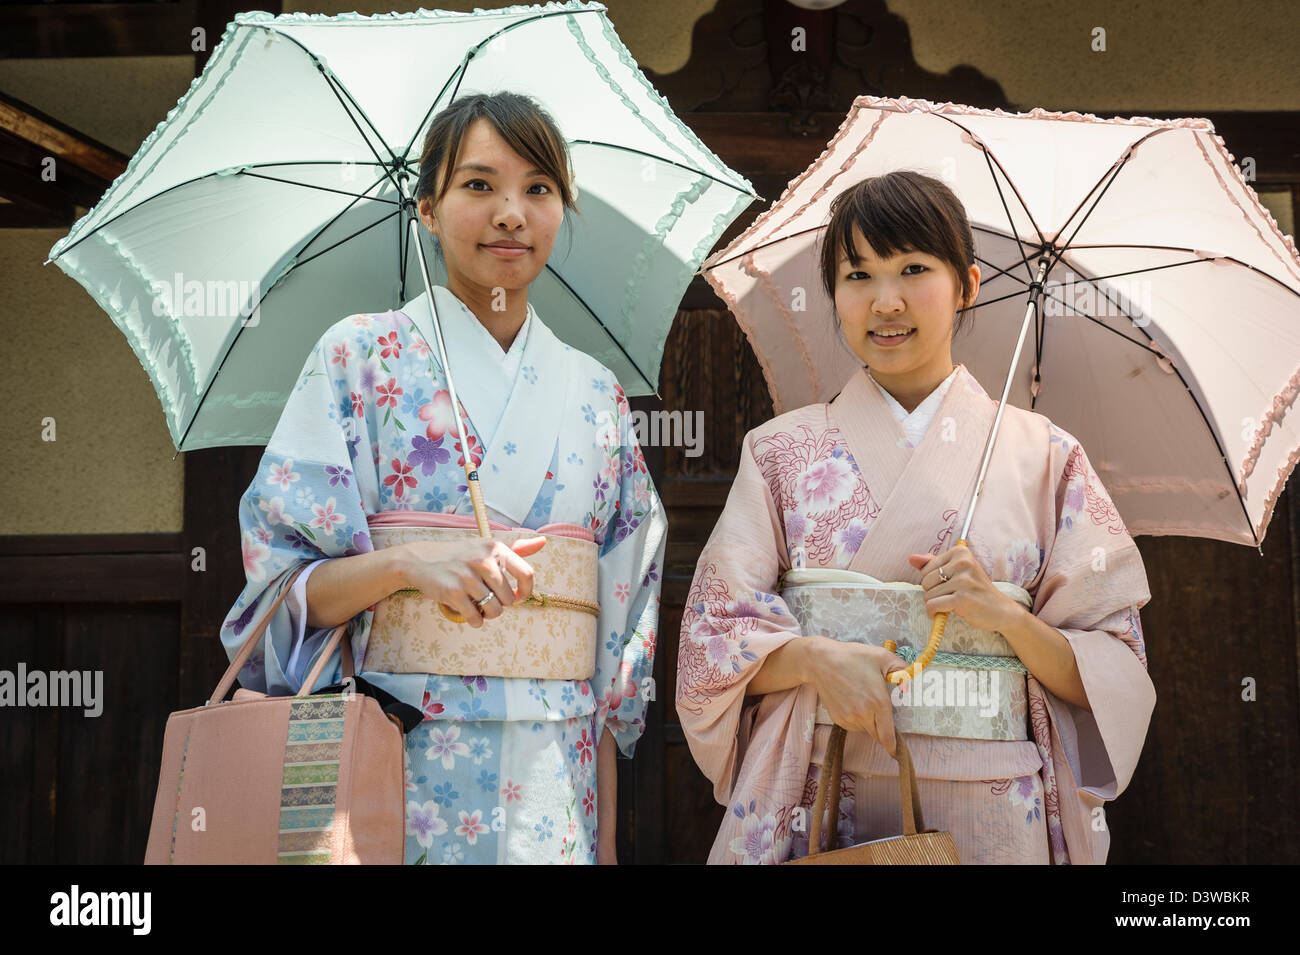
[677,171,1154,864]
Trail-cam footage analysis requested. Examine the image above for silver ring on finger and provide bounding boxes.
[938,566,950,583]
[474,592,497,612]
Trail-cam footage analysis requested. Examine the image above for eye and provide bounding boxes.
[845,270,869,280]
[904,263,928,274]
[464,179,490,191]
[528,182,553,195]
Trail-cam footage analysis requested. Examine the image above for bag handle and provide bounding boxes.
[806,725,925,856]
[208,563,355,704]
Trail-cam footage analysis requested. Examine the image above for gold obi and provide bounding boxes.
[780,568,1033,741]
[364,511,599,680]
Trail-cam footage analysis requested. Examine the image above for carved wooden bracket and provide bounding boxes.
[644,0,1010,137]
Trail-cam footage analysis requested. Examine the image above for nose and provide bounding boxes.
[872,281,905,315]
[494,196,525,231]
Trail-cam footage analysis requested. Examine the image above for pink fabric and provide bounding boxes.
[366,509,594,542]
[676,363,1155,864]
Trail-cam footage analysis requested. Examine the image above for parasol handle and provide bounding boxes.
[884,538,968,684]
[396,185,494,626]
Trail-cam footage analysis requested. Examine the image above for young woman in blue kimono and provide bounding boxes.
[220,92,666,865]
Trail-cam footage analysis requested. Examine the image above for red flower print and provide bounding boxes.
[501,780,523,803]
[575,727,594,766]
[377,331,402,360]
[350,391,365,417]
[383,457,416,499]
[376,377,403,409]
[418,390,455,442]
[330,342,353,369]
[455,433,483,469]
[420,690,444,721]
[614,582,630,603]
[599,685,621,719]
[582,787,596,817]
[456,809,488,845]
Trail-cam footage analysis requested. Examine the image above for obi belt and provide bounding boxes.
[780,568,1032,741]
[363,511,600,680]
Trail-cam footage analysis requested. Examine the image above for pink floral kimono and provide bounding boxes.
[676,363,1154,864]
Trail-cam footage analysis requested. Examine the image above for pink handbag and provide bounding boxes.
[144,565,407,864]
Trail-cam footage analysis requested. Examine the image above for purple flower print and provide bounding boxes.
[343,531,373,557]
[359,359,380,394]
[837,520,868,554]
[407,801,448,849]
[461,675,488,693]
[728,803,779,864]
[225,599,258,637]
[409,434,451,475]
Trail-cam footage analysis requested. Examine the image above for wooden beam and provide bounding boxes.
[0,533,186,603]
[0,96,128,185]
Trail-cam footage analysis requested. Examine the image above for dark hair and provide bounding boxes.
[818,170,977,336]
[415,91,577,211]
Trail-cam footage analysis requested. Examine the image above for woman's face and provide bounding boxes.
[418,117,564,297]
[833,224,979,377]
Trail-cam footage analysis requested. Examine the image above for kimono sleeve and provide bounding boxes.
[1031,432,1155,800]
[589,395,667,758]
[675,429,807,803]
[218,327,375,697]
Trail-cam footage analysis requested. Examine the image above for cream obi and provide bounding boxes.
[780,568,1033,741]
[363,511,599,680]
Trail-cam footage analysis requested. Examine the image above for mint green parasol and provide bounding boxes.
[46,2,758,452]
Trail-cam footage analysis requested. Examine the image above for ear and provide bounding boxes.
[963,262,981,307]
[417,195,438,234]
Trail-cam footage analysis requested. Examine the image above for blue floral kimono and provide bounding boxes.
[220,285,666,864]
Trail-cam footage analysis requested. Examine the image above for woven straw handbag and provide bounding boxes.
[144,565,410,864]
[785,726,961,865]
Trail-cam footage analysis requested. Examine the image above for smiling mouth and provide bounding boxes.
[481,243,530,258]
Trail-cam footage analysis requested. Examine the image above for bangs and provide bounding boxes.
[833,182,949,267]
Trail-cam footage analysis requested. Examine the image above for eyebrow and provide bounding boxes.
[838,250,921,264]
[452,162,550,178]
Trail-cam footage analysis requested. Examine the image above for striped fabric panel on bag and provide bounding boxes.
[277,697,347,864]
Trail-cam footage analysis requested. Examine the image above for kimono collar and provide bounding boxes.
[867,364,961,449]
[398,285,572,525]
[829,362,996,580]
[400,286,535,449]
